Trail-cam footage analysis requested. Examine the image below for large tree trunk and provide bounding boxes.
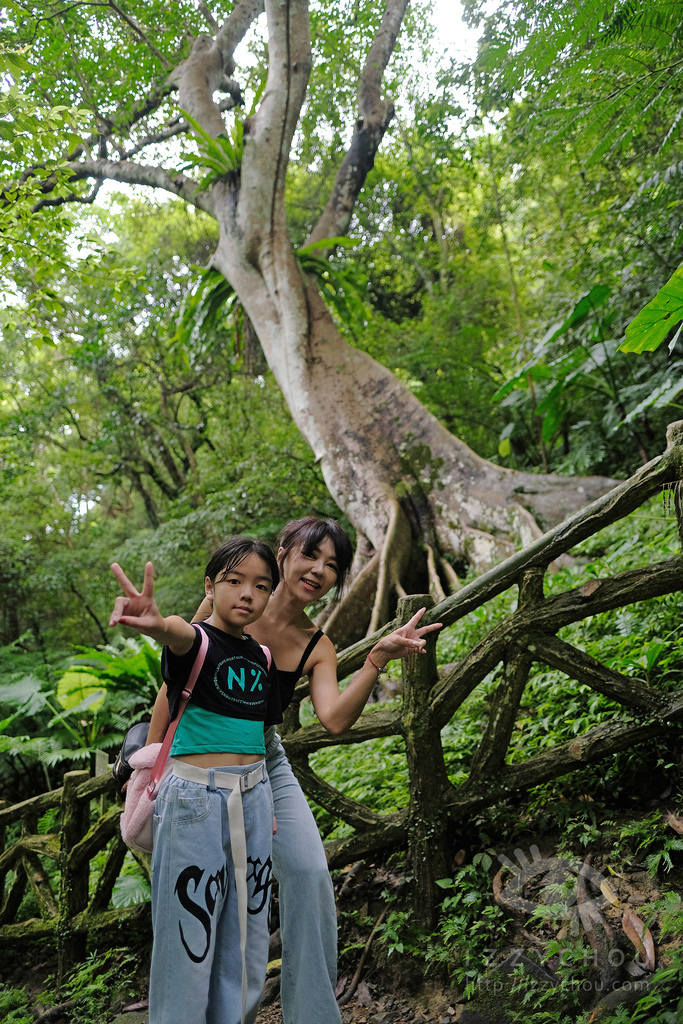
[216,252,614,562]
[43,0,617,630]
[197,0,615,631]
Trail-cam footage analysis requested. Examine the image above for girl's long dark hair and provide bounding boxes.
[205,537,280,589]
[278,516,353,596]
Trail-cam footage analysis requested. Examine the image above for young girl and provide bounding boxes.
[149,516,441,1024]
[109,537,281,1024]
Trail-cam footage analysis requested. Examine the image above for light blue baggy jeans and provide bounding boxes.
[265,727,342,1024]
[149,761,274,1024]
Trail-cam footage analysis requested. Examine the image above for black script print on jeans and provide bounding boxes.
[174,857,273,962]
[175,863,228,963]
[247,855,273,916]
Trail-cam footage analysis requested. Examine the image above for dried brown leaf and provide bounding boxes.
[622,910,656,971]
[335,974,348,998]
[357,980,372,1007]
[600,879,620,907]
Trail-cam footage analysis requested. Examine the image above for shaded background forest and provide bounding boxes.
[2,1,682,670]
[2,2,683,1021]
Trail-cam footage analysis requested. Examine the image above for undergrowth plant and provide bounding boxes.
[375,857,508,994]
[0,985,32,1024]
[426,859,509,993]
[51,948,138,1024]
[617,811,683,876]
[0,636,161,798]
[626,892,683,1024]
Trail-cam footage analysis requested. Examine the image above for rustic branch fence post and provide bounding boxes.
[399,594,452,927]
[58,770,90,986]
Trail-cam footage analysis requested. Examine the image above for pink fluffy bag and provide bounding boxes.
[119,625,209,853]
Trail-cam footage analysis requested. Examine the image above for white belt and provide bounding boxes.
[171,760,266,1024]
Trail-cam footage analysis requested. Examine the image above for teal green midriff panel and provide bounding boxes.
[170,704,265,756]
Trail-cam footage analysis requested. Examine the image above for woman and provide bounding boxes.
[149,516,441,1024]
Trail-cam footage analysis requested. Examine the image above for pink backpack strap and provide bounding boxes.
[148,624,209,796]
[259,643,272,670]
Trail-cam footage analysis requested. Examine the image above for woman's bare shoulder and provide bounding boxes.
[309,630,336,664]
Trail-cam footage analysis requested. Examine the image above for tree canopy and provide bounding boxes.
[2,0,683,648]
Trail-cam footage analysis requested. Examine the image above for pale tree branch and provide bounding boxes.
[198,1,220,33]
[62,156,216,215]
[170,0,264,138]
[305,0,409,250]
[237,0,311,241]
[214,0,264,77]
[32,179,102,213]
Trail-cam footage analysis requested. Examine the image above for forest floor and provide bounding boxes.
[255,990,455,1024]
[2,807,682,1024]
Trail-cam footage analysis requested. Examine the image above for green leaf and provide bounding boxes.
[541,400,565,442]
[56,670,106,712]
[621,265,683,353]
[620,372,683,424]
[544,286,611,346]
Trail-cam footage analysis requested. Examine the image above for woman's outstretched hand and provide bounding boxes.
[371,607,442,663]
[109,561,165,636]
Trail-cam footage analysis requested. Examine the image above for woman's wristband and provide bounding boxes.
[366,653,387,675]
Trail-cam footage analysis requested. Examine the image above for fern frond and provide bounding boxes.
[470,0,683,163]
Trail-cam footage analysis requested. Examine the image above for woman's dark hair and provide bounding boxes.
[278,516,353,596]
[205,537,280,589]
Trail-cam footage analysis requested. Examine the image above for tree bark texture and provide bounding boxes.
[41,0,624,608]
[399,595,452,927]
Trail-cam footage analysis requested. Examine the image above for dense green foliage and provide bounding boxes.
[3,0,683,660]
[2,2,683,1016]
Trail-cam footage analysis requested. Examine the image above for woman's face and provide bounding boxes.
[279,535,339,602]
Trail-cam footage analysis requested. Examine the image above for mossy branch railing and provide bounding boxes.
[282,420,683,925]
[2,421,683,958]
[0,770,149,982]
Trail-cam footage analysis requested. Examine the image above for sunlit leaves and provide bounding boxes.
[463,0,683,165]
[621,264,683,354]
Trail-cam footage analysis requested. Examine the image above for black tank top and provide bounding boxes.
[276,629,325,713]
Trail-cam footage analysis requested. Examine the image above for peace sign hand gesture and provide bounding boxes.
[109,561,166,638]
[370,607,442,665]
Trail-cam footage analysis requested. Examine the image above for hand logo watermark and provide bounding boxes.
[497,844,609,936]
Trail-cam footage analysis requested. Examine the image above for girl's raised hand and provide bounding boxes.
[109,561,165,635]
[372,607,442,661]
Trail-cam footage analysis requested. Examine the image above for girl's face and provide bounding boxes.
[205,552,274,637]
[279,535,339,603]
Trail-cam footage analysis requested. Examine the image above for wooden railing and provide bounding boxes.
[2,420,683,960]
[282,420,683,923]
[0,770,149,981]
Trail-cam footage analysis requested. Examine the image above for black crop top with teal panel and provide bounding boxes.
[161,623,282,736]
